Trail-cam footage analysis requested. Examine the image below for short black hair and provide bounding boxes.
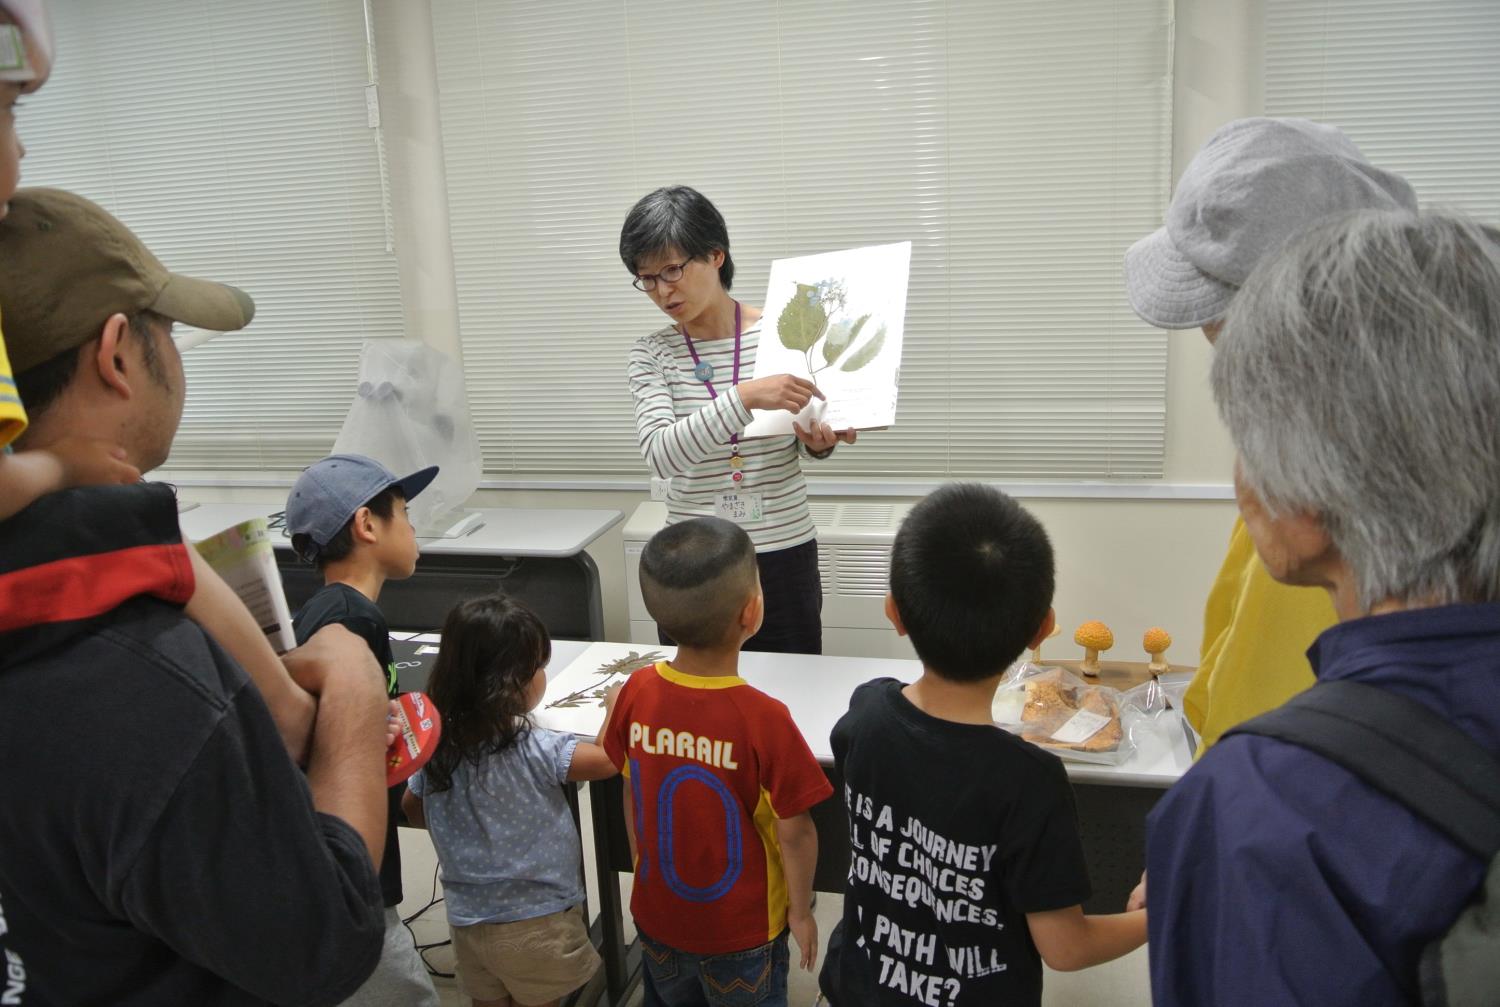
[639,517,758,648]
[619,186,735,291]
[14,311,169,423]
[890,483,1055,682]
[292,486,404,570]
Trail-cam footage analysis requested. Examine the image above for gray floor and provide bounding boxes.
[398,787,1151,1007]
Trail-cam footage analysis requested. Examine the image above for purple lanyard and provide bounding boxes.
[682,301,746,480]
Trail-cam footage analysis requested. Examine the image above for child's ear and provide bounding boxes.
[884,593,907,637]
[740,588,765,637]
[349,505,379,545]
[1026,608,1057,650]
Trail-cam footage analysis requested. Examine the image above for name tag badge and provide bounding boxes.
[715,491,764,524]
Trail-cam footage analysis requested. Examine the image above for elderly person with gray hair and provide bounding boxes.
[1143,210,1500,1006]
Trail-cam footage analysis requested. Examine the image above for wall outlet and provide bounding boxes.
[650,477,671,501]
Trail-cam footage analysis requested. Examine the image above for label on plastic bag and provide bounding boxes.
[1050,708,1111,745]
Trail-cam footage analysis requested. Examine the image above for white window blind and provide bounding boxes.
[20,0,402,469]
[432,0,1172,480]
[1265,0,1500,221]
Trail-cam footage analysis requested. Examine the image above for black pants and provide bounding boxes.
[657,538,823,655]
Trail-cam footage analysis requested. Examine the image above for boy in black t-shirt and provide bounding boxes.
[820,483,1146,1007]
[287,453,442,1007]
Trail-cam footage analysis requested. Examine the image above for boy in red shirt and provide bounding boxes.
[605,516,832,1006]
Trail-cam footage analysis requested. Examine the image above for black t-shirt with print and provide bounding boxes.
[294,583,403,907]
[821,678,1091,1007]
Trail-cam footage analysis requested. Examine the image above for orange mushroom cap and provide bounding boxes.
[1143,627,1172,653]
[1074,620,1114,650]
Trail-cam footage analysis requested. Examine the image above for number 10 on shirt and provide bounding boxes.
[631,759,745,904]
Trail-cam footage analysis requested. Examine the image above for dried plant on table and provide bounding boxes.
[545,650,665,710]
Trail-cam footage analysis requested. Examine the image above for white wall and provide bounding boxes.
[166,0,1268,666]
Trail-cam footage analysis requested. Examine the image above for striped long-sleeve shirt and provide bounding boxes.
[628,319,818,552]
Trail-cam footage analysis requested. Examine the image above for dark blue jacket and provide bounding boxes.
[1146,604,1500,1006]
[0,484,384,1006]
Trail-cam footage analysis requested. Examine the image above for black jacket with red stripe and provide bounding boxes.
[0,483,384,1006]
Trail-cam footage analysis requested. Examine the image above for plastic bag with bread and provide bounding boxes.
[1018,669,1124,753]
[990,662,1164,765]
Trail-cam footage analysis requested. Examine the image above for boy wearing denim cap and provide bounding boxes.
[288,452,442,1007]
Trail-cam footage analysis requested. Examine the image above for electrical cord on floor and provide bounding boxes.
[402,863,454,979]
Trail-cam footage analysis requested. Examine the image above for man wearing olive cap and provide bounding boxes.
[0,185,392,1005]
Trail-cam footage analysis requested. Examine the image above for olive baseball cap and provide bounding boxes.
[0,187,255,373]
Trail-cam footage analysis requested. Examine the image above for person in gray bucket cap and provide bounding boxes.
[1120,118,1419,762]
[1126,117,1417,331]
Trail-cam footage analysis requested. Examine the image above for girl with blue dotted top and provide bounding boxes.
[403,594,619,1007]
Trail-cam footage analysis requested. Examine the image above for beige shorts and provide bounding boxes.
[450,904,601,1004]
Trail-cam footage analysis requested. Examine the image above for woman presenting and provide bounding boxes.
[621,186,854,654]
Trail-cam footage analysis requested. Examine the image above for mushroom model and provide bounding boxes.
[1074,621,1114,676]
[1143,627,1173,675]
[1030,622,1062,664]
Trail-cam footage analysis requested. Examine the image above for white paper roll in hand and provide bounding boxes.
[793,395,828,429]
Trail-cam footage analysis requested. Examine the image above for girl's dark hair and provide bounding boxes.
[619,186,735,291]
[422,593,552,794]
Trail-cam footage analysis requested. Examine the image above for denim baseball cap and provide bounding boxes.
[1125,117,1418,330]
[286,453,439,559]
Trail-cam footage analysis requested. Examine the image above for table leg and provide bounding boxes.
[588,780,630,990]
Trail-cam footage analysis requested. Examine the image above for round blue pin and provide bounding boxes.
[694,361,715,382]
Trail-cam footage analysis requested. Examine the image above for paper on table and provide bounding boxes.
[743,241,911,438]
[532,641,669,737]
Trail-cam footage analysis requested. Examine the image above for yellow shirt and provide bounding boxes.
[1186,516,1338,755]
[1,309,27,448]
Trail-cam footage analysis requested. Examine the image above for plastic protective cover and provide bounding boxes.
[332,339,481,531]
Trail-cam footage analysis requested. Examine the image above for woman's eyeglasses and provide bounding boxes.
[632,260,690,291]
